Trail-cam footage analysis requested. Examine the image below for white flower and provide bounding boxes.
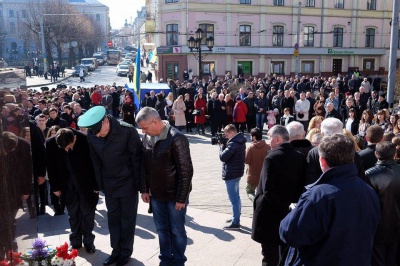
[41,260,46,266]
[34,262,39,266]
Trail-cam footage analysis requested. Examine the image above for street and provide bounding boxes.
[28,65,137,90]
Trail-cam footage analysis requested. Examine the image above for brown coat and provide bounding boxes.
[245,140,270,187]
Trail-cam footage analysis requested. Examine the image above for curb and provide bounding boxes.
[26,72,74,88]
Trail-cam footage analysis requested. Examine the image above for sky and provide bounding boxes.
[98,0,146,29]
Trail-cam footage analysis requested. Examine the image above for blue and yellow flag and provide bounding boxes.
[133,46,141,109]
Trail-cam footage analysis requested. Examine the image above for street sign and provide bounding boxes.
[107,41,112,47]
[294,49,299,57]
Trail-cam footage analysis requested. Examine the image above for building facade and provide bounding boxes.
[150,0,396,81]
[0,0,110,63]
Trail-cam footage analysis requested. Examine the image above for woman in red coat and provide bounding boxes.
[194,93,207,134]
[233,97,248,133]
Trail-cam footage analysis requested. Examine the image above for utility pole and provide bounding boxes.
[295,2,301,76]
[387,0,400,108]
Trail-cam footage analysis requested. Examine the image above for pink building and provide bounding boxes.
[150,0,394,81]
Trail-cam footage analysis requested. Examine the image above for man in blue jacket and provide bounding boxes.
[219,124,247,230]
[279,134,380,266]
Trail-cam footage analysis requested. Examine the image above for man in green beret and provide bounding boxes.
[78,106,143,266]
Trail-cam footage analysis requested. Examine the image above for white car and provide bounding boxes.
[116,64,129,76]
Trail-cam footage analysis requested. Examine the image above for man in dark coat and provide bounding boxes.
[286,121,313,156]
[251,125,306,266]
[219,124,247,230]
[325,102,341,120]
[146,90,157,108]
[244,91,256,132]
[280,134,380,265]
[305,118,366,185]
[78,106,142,266]
[0,131,32,259]
[377,92,389,111]
[46,128,98,253]
[46,107,68,128]
[358,125,384,171]
[366,141,400,266]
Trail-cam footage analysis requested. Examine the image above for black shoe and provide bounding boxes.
[116,257,130,266]
[223,222,241,230]
[84,244,96,254]
[71,244,82,250]
[54,211,65,216]
[103,256,119,266]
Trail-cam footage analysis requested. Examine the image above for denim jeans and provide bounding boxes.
[256,113,265,130]
[225,177,241,225]
[151,197,188,266]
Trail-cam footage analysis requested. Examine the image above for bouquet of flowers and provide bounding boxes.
[20,239,56,266]
[50,243,78,266]
[0,250,24,266]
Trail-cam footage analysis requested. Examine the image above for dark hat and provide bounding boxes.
[379,91,386,98]
[77,106,106,135]
[236,96,242,101]
[297,113,304,119]
[278,89,283,93]
[270,86,276,89]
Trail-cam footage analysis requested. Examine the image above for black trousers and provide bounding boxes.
[372,240,398,266]
[261,242,287,266]
[105,192,139,259]
[235,122,246,133]
[246,114,256,132]
[65,188,98,246]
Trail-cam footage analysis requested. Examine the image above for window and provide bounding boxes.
[21,10,27,18]
[240,0,251,3]
[9,22,16,34]
[334,0,344,8]
[363,59,375,70]
[166,24,178,46]
[367,0,376,10]
[199,24,214,45]
[203,62,215,75]
[304,26,314,47]
[96,14,101,21]
[274,0,284,6]
[305,0,315,7]
[301,61,314,73]
[166,0,178,2]
[8,10,14,18]
[365,28,375,47]
[272,26,284,46]
[239,25,251,46]
[271,61,285,75]
[333,27,343,47]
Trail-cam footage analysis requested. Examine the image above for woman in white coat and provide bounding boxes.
[172,95,186,131]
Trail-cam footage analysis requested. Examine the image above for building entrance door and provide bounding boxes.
[332,59,342,75]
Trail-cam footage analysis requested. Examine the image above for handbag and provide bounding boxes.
[192,109,201,116]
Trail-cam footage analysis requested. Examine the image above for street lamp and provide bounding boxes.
[187,28,214,80]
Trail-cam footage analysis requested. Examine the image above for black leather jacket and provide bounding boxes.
[141,124,193,203]
[366,160,400,243]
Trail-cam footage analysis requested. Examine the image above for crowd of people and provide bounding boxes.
[1,68,400,265]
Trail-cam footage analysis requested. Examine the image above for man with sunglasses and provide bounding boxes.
[78,106,143,266]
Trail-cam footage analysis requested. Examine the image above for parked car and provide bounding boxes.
[116,64,129,76]
[93,53,105,65]
[72,65,88,77]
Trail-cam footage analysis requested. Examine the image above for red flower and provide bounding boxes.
[0,260,10,266]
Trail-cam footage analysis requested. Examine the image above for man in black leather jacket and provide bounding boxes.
[366,141,400,266]
[137,107,193,266]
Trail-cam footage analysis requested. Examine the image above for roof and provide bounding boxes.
[67,0,107,6]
